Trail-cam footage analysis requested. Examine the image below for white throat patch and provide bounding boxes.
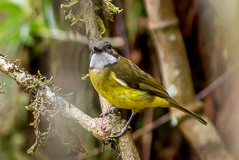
[90,52,119,69]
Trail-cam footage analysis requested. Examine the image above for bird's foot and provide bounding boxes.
[110,126,132,138]
[100,106,120,117]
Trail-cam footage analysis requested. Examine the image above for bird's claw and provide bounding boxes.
[100,107,120,117]
[110,126,132,138]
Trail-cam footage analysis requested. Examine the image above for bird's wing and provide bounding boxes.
[112,57,208,125]
[111,56,175,102]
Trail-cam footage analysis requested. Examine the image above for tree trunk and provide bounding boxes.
[144,0,234,159]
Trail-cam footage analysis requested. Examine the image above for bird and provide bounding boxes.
[89,40,207,138]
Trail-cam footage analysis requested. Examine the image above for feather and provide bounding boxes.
[111,56,207,125]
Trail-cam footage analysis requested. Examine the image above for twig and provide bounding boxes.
[132,113,170,140]
[196,65,238,100]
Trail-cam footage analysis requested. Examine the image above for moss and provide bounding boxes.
[102,0,123,22]
[96,16,106,37]
[22,70,56,154]
[23,70,87,155]
[61,0,123,38]
[61,0,84,27]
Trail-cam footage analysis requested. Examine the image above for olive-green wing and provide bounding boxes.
[112,56,207,125]
[112,56,173,101]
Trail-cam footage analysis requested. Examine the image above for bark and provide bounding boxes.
[81,0,139,160]
[0,55,110,141]
[80,0,140,159]
[144,0,234,159]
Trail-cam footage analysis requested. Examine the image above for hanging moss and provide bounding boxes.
[101,0,123,22]
[61,0,122,37]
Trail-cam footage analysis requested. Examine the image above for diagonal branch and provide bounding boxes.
[0,54,112,142]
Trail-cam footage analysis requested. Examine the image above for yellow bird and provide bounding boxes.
[89,40,207,138]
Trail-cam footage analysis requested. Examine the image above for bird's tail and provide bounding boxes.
[171,102,207,125]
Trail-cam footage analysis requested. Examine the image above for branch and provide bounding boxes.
[79,0,140,159]
[196,64,239,100]
[0,54,112,142]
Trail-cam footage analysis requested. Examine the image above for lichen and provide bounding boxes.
[25,72,56,154]
[24,70,86,154]
[1,55,87,155]
[102,0,123,22]
[27,119,54,155]
[61,0,122,37]
[61,0,84,27]
[96,16,106,38]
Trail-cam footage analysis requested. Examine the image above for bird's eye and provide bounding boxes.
[107,44,112,49]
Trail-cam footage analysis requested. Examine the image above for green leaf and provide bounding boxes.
[0,0,49,48]
[0,1,22,15]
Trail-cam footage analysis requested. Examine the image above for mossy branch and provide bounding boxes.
[61,0,122,38]
[0,54,114,154]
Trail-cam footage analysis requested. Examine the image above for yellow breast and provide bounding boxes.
[89,68,170,112]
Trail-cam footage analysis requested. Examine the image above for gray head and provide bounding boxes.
[90,40,120,69]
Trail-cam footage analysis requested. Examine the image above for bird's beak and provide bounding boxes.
[94,46,104,52]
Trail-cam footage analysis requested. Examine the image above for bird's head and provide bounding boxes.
[90,40,120,69]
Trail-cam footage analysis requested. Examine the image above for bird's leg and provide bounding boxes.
[110,110,136,138]
[100,106,120,117]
